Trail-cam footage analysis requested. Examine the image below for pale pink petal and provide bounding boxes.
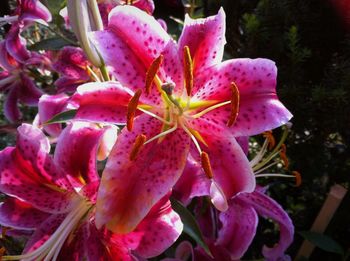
[71,81,133,123]
[240,191,294,260]
[210,180,228,212]
[129,195,183,258]
[23,214,66,254]
[96,114,191,233]
[173,157,210,205]
[0,197,50,230]
[4,83,21,122]
[54,122,106,187]
[38,93,70,137]
[217,198,258,259]
[178,8,226,75]
[18,74,43,106]
[5,24,31,63]
[189,118,255,200]
[193,58,292,136]
[19,0,52,24]
[97,124,119,161]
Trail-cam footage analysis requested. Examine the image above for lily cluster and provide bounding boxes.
[0,0,297,260]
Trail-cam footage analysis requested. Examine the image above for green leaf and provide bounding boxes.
[29,37,73,51]
[299,231,344,255]
[44,109,77,125]
[44,0,66,15]
[170,198,212,257]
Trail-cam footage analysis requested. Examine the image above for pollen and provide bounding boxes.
[145,55,163,94]
[127,89,142,131]
[292,171,302,186]
[279,144,289,169]
[201,151,213,179]
[130,134,147,161]
[183,46,193,97]
[263,130,276,150]
[227,82,240,127]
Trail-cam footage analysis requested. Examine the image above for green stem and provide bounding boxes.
[100,65,110,81]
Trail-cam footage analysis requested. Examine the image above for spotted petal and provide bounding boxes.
[217,198,258,259]
[193,58,292,136]
[240,190,294,260]
[178,8,226,75]
[96,114,191,233]
[54,122,107,187]
[189,118,255,203]
[0,198,50,230]
[71,81,133,123]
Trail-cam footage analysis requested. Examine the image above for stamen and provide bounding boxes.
[180,123,202,154]
[183,46,193,97]
[145,55,163,94]
[191,100,231,119]
[227,82,240,127]
[279,144,289,169]
[254,160,279,175]
[201,151,213,179]
[86,66,101,82]
[263,130,276,150]
[0,246,6,258]
[293,171,302,186]
[130,134,147,161]
[144,122,178,145]
[127,89,142,131]
[137,107,172,125]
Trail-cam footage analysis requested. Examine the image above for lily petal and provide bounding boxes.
[54,122,106,187]
[217,198,258,259]
[193,58,292,136]
[38,93,70,137]
[190,118,256,200]
[0,41,18,71]
[4,83,21,122]
[19,0,52,24]
[127,195,183,258]
[71,81,133,123]
[18,74,43,106]
[178,8,226,75]
[0,197,50,230]
[96,114,190,233]
[240,190,294,260]
[5,24,31,63]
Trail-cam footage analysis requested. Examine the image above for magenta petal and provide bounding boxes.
[4,83,21,122]
[133,0,155,14]
[23,214,66,254]
[19,0,52,24]
[173,157,210,205]
[5,24,31,63]
[0,197,50,230]
[71,81,132,123]
[54,122,106,187]
[240,191,294,260]
[178,8,226,75]
[194,58,292,136]
[96,114,191,233]
[217,198,258,259]
[0,41,18,71]
[190,118,255,200]
[38,93,70,137]
[128,196,183,258]
[236,136,249,155]
[18,74,43,105]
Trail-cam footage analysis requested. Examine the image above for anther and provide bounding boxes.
[279,144,289,169]
[145,55,163,94]
[183,46,193,97]
[0,246,6,259]
[201,151,213,179]
[263,130,276,150]
[227,82,240,127]
[292,171,302,186]
[130,134,147,161]
[127,89,142,131]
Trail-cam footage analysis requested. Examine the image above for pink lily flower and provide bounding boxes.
[71,5,291,233]
[0,40,46,122]
[53,46,92,93]
[0,123,182,260]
